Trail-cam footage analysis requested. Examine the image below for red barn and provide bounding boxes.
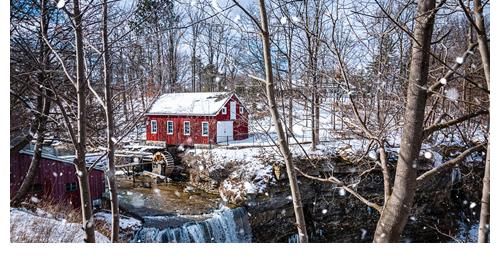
[145,92,249,146]
[10,150,106,208]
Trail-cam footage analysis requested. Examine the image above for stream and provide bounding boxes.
[114,165,484,243]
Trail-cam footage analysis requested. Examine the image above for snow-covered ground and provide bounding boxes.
[224,98,347,147]
[94,211,142,231]
[10,208,109,243]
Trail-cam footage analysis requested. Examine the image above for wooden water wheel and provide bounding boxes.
[151,151,175,177]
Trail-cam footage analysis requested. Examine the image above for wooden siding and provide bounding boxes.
[10,152,105,208]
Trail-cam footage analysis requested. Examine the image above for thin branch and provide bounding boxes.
[423,110,489,139]
[416,143,485,184]
[295,167,383,213]
[231,0,264,34]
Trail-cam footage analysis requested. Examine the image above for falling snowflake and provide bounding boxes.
[424,151,433,159]
[338,188,346,196]
[56,0,65,9]
[445,88,459,102]
[439,78,447,85]
[321,209,328,214]
[280,16,288,25]
[469,202,477,209]
[456,57,464,64]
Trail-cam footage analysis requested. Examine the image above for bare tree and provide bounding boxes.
[373,0,437,242]
[73,0,96,243]
[102,0,119,243]
[471,0,490,243]
[10,0,52,205]
[231,0,309,242]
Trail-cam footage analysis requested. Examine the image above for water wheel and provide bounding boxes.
[152,151,175,177]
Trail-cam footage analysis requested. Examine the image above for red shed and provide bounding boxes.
[145,92,249,146]
[10,150,106,209]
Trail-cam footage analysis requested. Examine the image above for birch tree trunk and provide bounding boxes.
[257,0,309,242]
[373,0,436,242]
[73,0,96,243]
[102,0,119,243]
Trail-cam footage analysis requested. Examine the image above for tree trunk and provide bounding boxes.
[11,91,50,205]
[473,0,490,243]
[73,0,96,243]
[373,0,436,243]
[102,0,119,243]
[478,143,490,242]
[473,0,489,88]
[257,0,309,242]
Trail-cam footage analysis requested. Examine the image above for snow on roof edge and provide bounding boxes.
[146,92,246,116]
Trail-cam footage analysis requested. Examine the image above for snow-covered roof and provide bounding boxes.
[147,92,235,116]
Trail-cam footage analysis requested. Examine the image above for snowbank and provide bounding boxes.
[10,208,109,243]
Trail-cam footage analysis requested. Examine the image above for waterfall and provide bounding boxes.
[132,207,252,243]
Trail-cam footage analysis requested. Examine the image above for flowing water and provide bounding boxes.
[132,207,252,243]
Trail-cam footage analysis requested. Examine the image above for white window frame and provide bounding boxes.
[239,106,245,114]
[166,121,174,135]
[151,120,157,134]
[221,106,227,115]
[201,122,209,137]
[184,121,191,135]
